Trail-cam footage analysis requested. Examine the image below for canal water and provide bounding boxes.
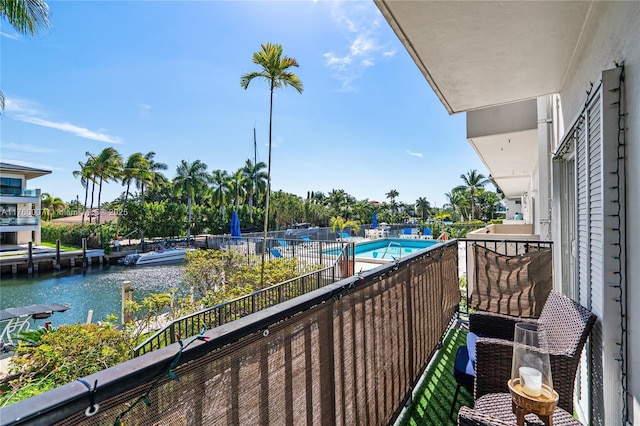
[0,264,187,327]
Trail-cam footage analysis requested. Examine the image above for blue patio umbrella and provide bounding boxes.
[372,211,378,228]
[230,210,241,239]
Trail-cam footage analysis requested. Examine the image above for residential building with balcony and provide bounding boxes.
[0,2,637,425]
[0,162,51,246]
[376,1,638,423]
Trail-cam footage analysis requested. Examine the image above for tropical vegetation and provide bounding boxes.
[0,250,319,407]
[240,42,304,280]
[49,146,503,248]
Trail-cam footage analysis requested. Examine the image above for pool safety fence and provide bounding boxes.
[0,241,459,426]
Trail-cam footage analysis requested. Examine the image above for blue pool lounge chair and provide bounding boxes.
[270,248,283,258]
[301,235,313,245]
[278,239,290,250]
[337,232,351,241]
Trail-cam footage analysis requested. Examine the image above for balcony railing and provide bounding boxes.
[0,189,38,197]
[0,238,559,425]
[133,256,347,357]
[0,217,39,226]
[0,240,460,425]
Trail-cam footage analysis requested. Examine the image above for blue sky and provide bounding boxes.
[2,0,489,208]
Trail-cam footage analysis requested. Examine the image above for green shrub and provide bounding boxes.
[9,323,131,387]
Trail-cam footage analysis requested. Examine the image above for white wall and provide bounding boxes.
[557,3,639,424]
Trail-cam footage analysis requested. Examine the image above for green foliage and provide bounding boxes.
[0,376,57,407]
[435,212,452,221]
[41,223,110,249]
[184,249,318,308]
[123,292,172,347]
[183,250,247,297]
[8,323,131,395]
[269,191,305,230]
[329,216,361,238]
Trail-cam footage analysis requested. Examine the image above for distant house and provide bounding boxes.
[0,162,51,246]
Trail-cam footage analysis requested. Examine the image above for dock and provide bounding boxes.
[0,249,106,275]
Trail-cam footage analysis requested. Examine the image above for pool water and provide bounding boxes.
[325,238,439,261]
[355,238,439,260]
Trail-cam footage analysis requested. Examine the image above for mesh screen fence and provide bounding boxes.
[18,243,459,426]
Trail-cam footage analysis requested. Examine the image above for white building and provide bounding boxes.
[0,162,51,246]
[376,1,638,424]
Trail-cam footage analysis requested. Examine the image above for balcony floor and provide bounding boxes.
[398,323,472,426]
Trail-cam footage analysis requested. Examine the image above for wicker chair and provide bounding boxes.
[469,290,597,414]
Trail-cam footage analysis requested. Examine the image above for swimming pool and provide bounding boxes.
[327,238,440,261]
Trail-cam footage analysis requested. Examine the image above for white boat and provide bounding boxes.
[122,248,194,266]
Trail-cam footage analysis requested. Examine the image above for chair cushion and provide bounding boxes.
[454,346,475,389]
[467,332,478,364]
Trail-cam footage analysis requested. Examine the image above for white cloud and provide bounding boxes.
[1,158,63,171]
[1,31,21,40]
[2,142,56,153]
[265,136,284,148]
[406,150,423,158]
[137,103,152,110]
[324,1,397,91]
[5,97,123,144]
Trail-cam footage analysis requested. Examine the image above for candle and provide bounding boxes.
[519,366,542,397]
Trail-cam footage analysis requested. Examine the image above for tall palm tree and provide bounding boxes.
[72,160,93,223]
[229,168,248,210]
[327,189,347,216]
[415,197,431,221]
[0,0,50,112]
[241,42,303,279]
[173,159,209,242]
[210,169,230,221]
[92,147,123,224]
[140,151,168,197]
[121,152,146,203]
[386,189,400,215]
[83,153,99,223]
[134,152,167,248]
[242,159,267,222]
[444,189,468,222]
[455,169,489,220]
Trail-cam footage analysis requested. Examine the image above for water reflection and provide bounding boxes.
[0,264,187,327]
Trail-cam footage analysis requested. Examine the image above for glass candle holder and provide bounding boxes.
[511,322,554,400]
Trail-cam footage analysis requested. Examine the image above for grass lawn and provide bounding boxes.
[398,325,472,426]
[40,241,82,251]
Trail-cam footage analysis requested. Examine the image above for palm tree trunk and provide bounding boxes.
[89,179,96,223]
[124,183,131,204]
[97,177,103,224]
[260,84,275,285]
[82,184,89,224]
[186,196,192,242]
[140,184,145,251]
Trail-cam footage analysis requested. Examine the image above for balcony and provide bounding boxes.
[0,189,38,198]
[0,239,594,426]
[0,217,40,227]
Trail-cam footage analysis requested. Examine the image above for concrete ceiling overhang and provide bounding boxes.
[0,163,51,180]
[375,0,593,114]
[469,130,538,198]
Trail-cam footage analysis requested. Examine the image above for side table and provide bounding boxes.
[458,393,583,426]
